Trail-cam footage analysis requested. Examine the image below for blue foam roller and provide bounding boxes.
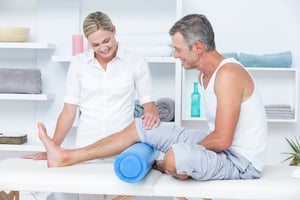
[114,142,159,183]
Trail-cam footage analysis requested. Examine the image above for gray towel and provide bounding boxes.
[155,98,175,122]
[0,68,42,94]
[264,104,294,119]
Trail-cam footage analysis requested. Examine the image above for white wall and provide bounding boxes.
[183,0,300,165]
[1,0,299,165]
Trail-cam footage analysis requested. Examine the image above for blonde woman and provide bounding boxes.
[23,11,159,157]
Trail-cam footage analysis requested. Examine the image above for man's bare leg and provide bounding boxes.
[38,121,141,167]
[153,149,189,180]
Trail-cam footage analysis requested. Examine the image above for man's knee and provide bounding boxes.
[164,148,177,174]
[164,147,189,180]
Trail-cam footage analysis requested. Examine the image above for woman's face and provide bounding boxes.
[87,27,118,60]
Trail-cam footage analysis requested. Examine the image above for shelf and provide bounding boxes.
[0,42,55,49]
[51,55,72,62]
[182,115,297,123]
[0,94,55,101]
[0,134,75,152]
[146,57,178,63]
[246,67,296,72]
[0,142,44,152]
[52,55,178,63]
[182,115,206,121]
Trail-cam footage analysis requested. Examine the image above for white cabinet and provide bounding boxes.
[0,43,56,151]
[1,0,298,153]
[180,67,298,124]
[0,0,183,152]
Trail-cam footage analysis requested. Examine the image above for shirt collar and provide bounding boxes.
[86,44,126,64]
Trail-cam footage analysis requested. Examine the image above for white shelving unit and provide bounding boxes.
[0,0,183,153]
[181,67,298,123]
[0,43,57,152]
[0,42,55,49]
[1,0,298,156]
[0,94,54,101]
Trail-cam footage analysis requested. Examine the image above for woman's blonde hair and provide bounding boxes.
[83,11,114,38]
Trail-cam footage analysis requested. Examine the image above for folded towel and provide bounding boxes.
[0,68,42,94]
[238,51,292,68]
[134,100,144,118]
[116,33,171,47]
[114,142,159,183]
[155,98,175,122]
[222,52,239,60]
[265,104,294,119]
[265,104,292,109]
[122,45,173,57]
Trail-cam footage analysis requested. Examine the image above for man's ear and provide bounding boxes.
[194,40,204,52]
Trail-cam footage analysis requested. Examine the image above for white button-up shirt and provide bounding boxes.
[64,47,154,147]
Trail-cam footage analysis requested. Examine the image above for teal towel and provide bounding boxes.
[238,51,292,68]
[222,52,239,60]
[134,100,144,118]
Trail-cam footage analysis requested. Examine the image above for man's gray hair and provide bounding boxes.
[169,14,216,51]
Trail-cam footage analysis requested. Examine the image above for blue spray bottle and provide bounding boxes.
[191,82,200,117]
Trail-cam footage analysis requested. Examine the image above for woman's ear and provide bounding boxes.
[112,25,116,35]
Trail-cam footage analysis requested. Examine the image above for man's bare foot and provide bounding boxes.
[38,122,69,167]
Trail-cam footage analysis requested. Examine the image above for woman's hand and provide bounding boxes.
[141,102,160,129]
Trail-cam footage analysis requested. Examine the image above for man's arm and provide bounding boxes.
[199,64,253,152]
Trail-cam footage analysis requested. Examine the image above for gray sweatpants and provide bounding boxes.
[135,118,261,181]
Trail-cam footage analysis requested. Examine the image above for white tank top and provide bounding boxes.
[199,58,268,171]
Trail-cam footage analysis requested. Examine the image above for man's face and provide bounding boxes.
[171,32,199,70]
[88,28,118,59]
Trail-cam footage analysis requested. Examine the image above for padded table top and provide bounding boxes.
[154,165,300,199]
[0,158,161,196]
[0,158,299,199]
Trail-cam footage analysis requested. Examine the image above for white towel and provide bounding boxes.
[116,33,171,47]
[122,45,173,57]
